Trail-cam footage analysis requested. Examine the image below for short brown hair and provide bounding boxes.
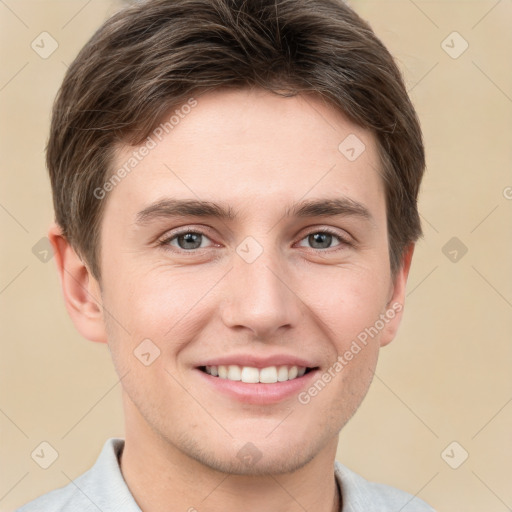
[47,0,425,281]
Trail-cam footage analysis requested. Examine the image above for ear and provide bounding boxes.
[379,243,415,348]
[48,222,108,344]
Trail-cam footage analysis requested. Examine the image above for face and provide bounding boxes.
[86,88,409,475]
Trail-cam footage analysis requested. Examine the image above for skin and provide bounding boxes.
[49,87,414,512]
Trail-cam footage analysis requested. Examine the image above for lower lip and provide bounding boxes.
[194,368,321,405]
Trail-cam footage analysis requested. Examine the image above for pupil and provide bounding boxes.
[179,233,201,249]
[310,233,331,249]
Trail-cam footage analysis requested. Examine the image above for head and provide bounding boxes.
[49,0,425,475]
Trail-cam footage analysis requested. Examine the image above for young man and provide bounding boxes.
[17,0,436,510]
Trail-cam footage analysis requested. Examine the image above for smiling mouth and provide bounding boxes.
[198,364,317,383]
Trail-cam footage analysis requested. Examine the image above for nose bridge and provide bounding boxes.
[220,237,301,336]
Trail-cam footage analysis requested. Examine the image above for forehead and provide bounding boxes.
[106,88,385,222]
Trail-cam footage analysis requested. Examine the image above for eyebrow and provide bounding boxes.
[135,197,373,226]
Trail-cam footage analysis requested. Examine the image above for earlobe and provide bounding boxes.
[380,243,415,347]
[48,222,108,344]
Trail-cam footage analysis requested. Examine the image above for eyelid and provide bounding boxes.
[296,226,354,248]
[157,224,354,252]
[157,226,218,248]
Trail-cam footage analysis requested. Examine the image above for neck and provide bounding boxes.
[119,406,341,512]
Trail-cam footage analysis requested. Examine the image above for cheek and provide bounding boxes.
[301,268,389,423]
[300,265,391,345]
[297,339,379,438]
[332,351,379,425]
[103,263,222,338]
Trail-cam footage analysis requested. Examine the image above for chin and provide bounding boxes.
[176,430,321,476]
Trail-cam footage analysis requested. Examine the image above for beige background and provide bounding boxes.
[1,1,511,511]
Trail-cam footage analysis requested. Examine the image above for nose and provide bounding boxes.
[219,244,303,339]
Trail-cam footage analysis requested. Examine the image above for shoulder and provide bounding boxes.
[15,438,139,512]
[14,471,99,512]
[335,461,437,512]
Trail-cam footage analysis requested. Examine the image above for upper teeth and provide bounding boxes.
[205,365,307,383]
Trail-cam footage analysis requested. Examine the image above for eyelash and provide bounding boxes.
[157,227,353,254]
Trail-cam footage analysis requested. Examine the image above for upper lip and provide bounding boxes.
[196,354,319,369]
